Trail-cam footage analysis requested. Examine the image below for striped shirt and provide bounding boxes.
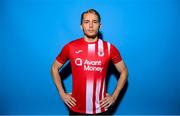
[56,38,122,114]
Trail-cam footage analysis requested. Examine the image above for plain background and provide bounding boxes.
[0,0,179,115]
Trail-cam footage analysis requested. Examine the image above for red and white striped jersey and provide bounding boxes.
[56,38,122,114]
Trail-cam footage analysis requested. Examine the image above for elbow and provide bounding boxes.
[51,63,58,76]
[51,61,62,76]
[125,69,128,80]
[122,67,128,80]
[50,64,54,76]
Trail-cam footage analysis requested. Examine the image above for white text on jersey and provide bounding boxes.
[75,58,103,72]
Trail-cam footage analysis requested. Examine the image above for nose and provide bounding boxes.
[89,22,93,28]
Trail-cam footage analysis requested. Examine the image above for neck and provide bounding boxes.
[84,36,98,42]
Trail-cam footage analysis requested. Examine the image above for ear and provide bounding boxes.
[80,25,83,30]
[99,23,102,29]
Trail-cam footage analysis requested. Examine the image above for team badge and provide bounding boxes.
[98,49,104,57]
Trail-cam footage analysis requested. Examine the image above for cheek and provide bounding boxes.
[94,24,100,28]
[94,26,100,31]
[82,25,89,30]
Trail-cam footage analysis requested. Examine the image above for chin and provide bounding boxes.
[86,35,97,39]
[85,33,98,38]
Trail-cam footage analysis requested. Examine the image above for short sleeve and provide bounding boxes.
[56,44,69,64]
[110,44,122,64]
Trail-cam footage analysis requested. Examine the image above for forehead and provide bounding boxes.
[83,13,99,20]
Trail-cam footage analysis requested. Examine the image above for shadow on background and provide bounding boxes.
[59,61,72,92]
[106,61,128,115]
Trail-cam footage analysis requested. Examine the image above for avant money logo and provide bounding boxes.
[75,58,82,66]
[74,58,103,72]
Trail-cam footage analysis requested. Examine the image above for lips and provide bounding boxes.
[88,30,95,33]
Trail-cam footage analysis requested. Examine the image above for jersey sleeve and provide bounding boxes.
[110,44,122,64]
[56,44,69,64]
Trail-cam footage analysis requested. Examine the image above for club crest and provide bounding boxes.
[98,49,104,57]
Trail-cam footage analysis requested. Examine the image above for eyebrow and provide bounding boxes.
[83,19,99,21]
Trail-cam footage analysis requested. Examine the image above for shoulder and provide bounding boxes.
[101,39,115,47]
[101,39,119,51]
[99,39,109,45]
[67,38,82,46]
[62,38,82,49]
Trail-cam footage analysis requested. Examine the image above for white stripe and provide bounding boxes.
[95,79,101,113]
[107,42,111,56]
[88,44,95,54]
[98,39,104,56]
[86,80,94,114]
[98,39,104,51]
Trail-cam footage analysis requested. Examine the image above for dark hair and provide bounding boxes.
[80,9,101,24]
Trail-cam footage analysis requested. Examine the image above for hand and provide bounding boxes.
[61,93,76,108]
[100,93,116,109]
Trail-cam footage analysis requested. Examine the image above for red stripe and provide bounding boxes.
[103,81,106,112]
[99,77,103,112]
[84,75,87,113]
